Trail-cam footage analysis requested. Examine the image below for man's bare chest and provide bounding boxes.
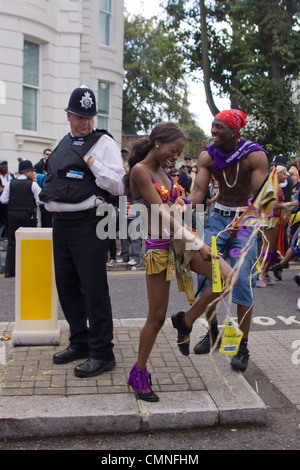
[213,162,253,205]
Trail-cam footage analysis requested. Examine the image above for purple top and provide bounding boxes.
[205,139,268,171]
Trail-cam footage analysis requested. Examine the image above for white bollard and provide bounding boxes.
[12,227,60,345]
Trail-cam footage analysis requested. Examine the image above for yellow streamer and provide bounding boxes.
[211,236,223,292]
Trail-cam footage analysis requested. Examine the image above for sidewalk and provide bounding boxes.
[0,237,269,439]
[0,318,267,440]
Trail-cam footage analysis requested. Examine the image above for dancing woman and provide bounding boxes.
[124,122,235,402]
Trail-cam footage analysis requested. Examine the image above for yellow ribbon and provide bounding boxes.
[211,236,223,292]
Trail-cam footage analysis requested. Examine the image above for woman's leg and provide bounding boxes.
[137,270,171,370]
[128,269,170,401]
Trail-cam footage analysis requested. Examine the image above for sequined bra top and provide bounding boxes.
[133,171,180,211]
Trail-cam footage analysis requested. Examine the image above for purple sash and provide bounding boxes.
[205,139,268,171]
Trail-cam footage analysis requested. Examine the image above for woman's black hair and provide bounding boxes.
[123,122,185,199]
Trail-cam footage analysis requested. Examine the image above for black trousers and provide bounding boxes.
[5,210,37,276]
[52,215,113,361]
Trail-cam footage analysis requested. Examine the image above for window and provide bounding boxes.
[97,82,110,129]
[22,40,39,131]
[99,0,111,46]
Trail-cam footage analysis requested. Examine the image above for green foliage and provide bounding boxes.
[164,0,300,157]
[123,14,206,136]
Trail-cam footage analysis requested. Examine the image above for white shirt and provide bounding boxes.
[45,133,125,212]
[0,175,41,205]
[0,172,14,188]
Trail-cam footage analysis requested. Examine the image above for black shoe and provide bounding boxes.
[74,357,116,378]
[137,391,159,402]
[53,346,89,364]
[171,311,192,356]
[272,264,282,280]
[230,343,250,372]
[193,331,221,354]
[293,275,300,286]
[5,273,15,278]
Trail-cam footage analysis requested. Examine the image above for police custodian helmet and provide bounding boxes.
[65,85,98,118]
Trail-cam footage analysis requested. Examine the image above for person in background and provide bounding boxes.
[33,149,53,227]
[0,196,7,274]
[258,165,291,286]
[117,159,142,266]
[286,163,300,241]
[34,148,52,174]
[272,154,293,203]
[189,165,197,193]
[0,160,15,187]
[169,167,186,197]
[0,160,41,278]
[106,194,119,267]
[0,159,15,274]
[183,154,194,173]
[205,175,219,223]
[179,164,191,194]
[272,154,293,254]
[121,148,130,161]
[273,225,300,310]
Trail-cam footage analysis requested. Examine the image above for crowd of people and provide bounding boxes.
[264,155,300,310]
[0,86,299,403]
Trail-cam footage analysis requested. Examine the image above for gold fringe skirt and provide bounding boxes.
[144,247,195,304]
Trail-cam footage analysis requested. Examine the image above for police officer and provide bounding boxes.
[0,160,41,277]
[39,86,125,378]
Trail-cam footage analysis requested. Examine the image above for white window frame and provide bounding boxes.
[97,81,110,130]
[99,0,112,46]
[22,39,40,133]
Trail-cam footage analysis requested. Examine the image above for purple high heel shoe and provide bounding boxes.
[128,363,159,402]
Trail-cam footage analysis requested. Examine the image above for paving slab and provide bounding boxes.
[0,394,140,439]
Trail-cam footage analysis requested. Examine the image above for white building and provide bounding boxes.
[0,0,125,174]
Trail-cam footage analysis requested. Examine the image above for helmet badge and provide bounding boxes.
[80,91,94,110]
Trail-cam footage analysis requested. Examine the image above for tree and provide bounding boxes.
[164,0,300,156]
[123,14,206,137]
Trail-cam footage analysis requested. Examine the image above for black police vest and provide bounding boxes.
[39,130,111,204]
[9,178,36,211]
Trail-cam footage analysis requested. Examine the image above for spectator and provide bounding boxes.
[0,160,15,187]
[34,149,53,227]
[117,196,142,266]
[169,167,186,197]
[183,154,194,173]
[287,163,300,240]
[0,160,41,277]
[34,149,52,174]
[179,164,191,194]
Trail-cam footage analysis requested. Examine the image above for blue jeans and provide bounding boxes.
[197,212,257,306]
[120,219,142,262]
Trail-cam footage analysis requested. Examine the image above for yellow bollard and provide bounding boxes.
[12,227,60,345]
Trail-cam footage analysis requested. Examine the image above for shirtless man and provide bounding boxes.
[188,109,269,372]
